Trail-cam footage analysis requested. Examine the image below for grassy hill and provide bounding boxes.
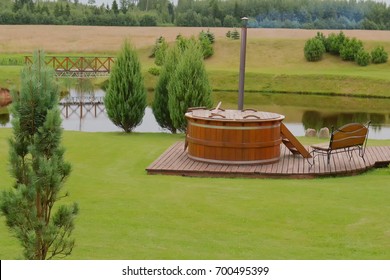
[1,26,390,97]
[205,38,390,96]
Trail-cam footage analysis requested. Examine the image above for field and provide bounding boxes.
[1,26,390,96]
[0,129,390,260]
[1,25,390,52]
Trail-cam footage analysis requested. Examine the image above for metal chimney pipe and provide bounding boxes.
[238,17,248,111]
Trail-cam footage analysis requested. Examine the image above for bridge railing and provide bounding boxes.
[24,56,114,77]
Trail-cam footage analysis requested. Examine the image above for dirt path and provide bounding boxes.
[1,25,390,53]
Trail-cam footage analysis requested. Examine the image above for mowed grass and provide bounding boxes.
[0,128,389,260]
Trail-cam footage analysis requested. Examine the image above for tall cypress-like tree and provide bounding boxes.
[0,50,78,260]
[112,0,119,15]
[105,40,147,133]
[152,45,180,134]
[168,42,213,132]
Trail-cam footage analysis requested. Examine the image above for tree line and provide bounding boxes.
[1,0,390,30]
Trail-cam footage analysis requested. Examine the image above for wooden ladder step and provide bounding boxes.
[280,123,312,158]
[282,139,299,153]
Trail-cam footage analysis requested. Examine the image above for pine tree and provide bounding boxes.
[112,0,119,15]
[0,50,77,260]
[105,40,147,133]
[230,28,240,40]
[168,42,213,132]
[152,46,181,134]
[65,3,71,18]
[119,0,128,14]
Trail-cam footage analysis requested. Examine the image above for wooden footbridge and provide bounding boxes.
[24,56,114,78]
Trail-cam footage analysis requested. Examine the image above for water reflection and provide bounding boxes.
[59,88,168,133]
[1,88,390,139]
[0,111,9,126]
[302,111,385,130]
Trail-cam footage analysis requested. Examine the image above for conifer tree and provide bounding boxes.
[168,42,213,132]
[152,45,181,134]
[105,40,147,132]
[112,0,119,15]
[0,50,77,260]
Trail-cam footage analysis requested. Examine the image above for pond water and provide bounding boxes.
[1,89,390,139]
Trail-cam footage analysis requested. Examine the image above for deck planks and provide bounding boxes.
[146,142,390,179]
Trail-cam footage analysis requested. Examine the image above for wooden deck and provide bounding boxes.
[146,142,390,179]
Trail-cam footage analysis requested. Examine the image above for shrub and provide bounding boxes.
[315,32,327,49]
[355,49,371,66]
[152,46,181,134]
[168,42,213,132]
[226,30,231,38]
[176,34,191,52]
[199,33,214,59]
[140,14,157,26]
[105,40,147,132]
[340,38,363,61]
[199,29,215,44]
[148,67,160,76]
[326,31,346,55]
[304,38,326,62]
[154,38,169,66]
[0,57,24,66]
[149,36,165,58]
[371,46,388,64]
[230,28,240,40]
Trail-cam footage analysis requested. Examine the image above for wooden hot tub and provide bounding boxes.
[185,108,285,164]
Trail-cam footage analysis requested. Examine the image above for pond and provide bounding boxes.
[1,89,390,139]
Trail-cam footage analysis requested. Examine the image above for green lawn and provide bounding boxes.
[0,128,389,260]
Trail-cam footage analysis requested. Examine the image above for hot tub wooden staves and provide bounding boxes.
[185,108,285,165]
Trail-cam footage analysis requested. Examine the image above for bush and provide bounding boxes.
[314,32,327,49]
[199,30,214,59]
[105,40,147,132]
[168,42,212,132]
[152,46,181,134]
[304,38,326,62]
[199,29,215,44]
[207,30,215,44]
[355,49,371,66]
[0,57,24,66]
[140,14,157,26]
[340,38,363,61]
[230,28,240,40]
[226,30,231,38]
[154,38,169,66]
[176,34,191,52]
[148,67,160,76]
[199,36,214,59]
[326,31,346,55]
[371,46,388,64]
[149,36,165,58]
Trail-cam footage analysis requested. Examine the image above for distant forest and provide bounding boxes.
[1,0,390,30]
